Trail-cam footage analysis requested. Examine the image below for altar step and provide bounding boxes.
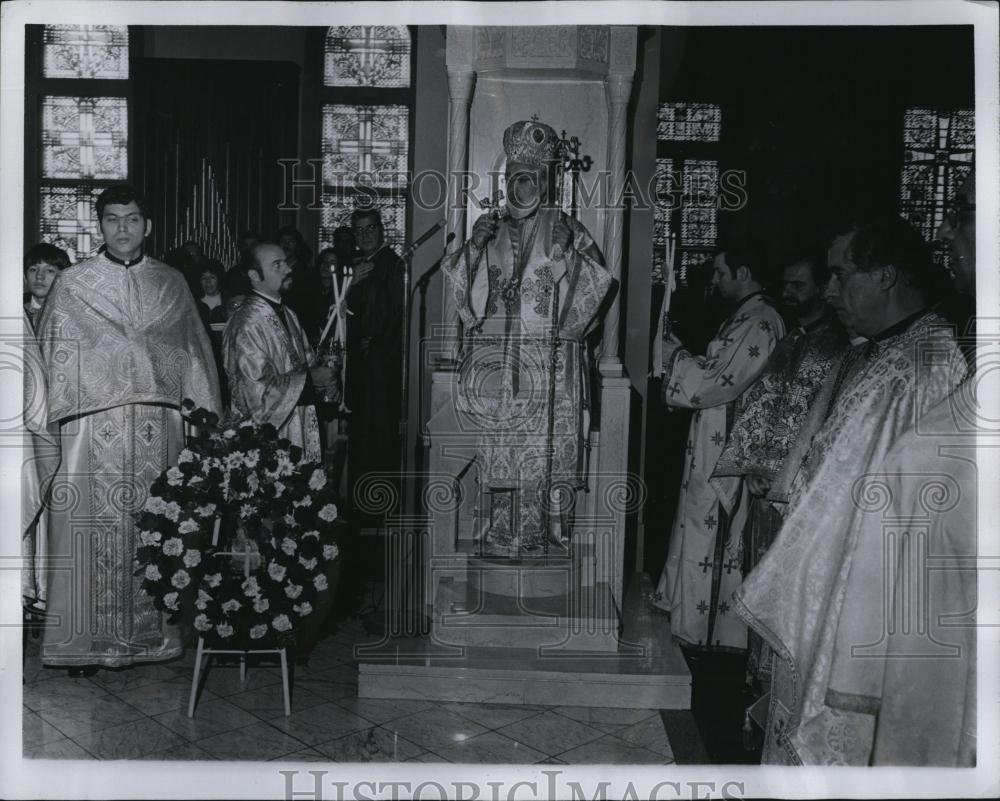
[433,576,620,652]
[357,572,691,710]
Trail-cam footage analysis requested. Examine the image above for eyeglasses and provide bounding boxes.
[945,204,975,229]
[352,223,380,234]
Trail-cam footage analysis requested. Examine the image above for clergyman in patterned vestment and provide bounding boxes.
[652,240,784,653]
[441,119,612,556]
[37,185,220,671]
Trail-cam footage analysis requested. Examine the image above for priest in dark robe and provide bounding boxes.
[440,119,612,555]
[344,208,405,527]
[36,185,220,674]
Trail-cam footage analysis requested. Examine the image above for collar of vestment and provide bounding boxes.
[801,308,836,334]
[252,289,283,310]
[102,248,145,268]
[731,290,767,318]
[29,296,43,310]
[870,306,930,343]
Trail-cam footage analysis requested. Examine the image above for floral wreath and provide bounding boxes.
[134,402,342,649]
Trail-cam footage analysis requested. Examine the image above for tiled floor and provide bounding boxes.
[21,619,675,764]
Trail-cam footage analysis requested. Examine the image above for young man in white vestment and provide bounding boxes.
[37,185,221,676]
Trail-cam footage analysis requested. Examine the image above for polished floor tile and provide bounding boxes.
[495,710,604,757]
[18,620,680,765]
[443,702,546,730]
[23,675,114,712]
[614,714,674,758]
[140,742,218,761]
[72,718,187,760]
[193,664,283,697]
[23,736,94,760]
[432,730,546,764]
[114,677,218,717]
[552,705,658,733]
[556,733,670,764]
[153,698,261,741]
[194,721,308,761]
[380,707,490,752]
[36,695,148,739]
[268,701,372,746]
[332,696,434,725]
[225,683,327,720]
[22,710,67,749]
[313,726,426,762]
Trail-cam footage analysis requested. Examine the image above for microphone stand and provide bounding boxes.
[390,233,451,638]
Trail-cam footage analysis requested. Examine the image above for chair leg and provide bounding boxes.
[187,637,206,718]
[279,648,291,716]
[240,652,247,684]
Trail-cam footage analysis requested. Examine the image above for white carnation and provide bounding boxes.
[313,574,328,591]
[194,503,217,518]
[139,530,162,546]
[193,614,212,631]
[163,591,179,610]
[166,466,185,486]
[302,530,319,540]
[272,614,292,632]
[177,449,195,464]
[205,572,222,588]
[242,577,261,597]
[163,501,181,522]
[171,570,191,589]
[298,556,318,570]
[144,565,162,581]
[183,549,202,568]
[267,562,287,582]
[222,599,241,613]
[322,543,339,561]
[318,504,338,523]
[253,596,270,613]
[216,622,234,638]
[162,537,184,556]
[280,538,297,555]
[293,602,313,617]
[249,624,268,640]
[308,469,327,491]
[284,583,303,599]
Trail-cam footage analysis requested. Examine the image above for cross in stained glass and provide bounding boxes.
[325,26,411,88]
[322,104,409,188]
[42,96,128,180]
[900,108,974,271]
[43,25,129,80]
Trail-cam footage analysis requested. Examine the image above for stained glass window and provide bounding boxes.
[653,157,719,285]
[321,104,409,187]
[324,27,411,88]
[43,25,129,80]
[42,96,128,180]
[658,103,721,143]
[899,108,974,271]
[319,191,406,253]
[38,185,104,262]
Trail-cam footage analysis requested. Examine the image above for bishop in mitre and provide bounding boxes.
[441,119,612,555]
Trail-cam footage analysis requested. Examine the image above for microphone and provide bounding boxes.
[400,218,447,260]
[415,232,457,289]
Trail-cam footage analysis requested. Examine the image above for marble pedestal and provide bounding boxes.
[357,572,691,710]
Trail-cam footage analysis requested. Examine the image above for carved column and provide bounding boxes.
[599,71,634,371]
[443,28,478,360]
